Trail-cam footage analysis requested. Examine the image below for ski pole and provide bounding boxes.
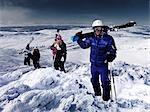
[110,63,118,112]
[112,70,117,102]
[109,67,113,101]
[110,63,117,102]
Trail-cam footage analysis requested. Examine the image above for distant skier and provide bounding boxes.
[23,37,34,66]
[75,20,117,101]
[24,44,32,66]
[32,47,41,69]
[51,32,67,72]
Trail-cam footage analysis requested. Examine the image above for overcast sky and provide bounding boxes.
[0,0,149,26]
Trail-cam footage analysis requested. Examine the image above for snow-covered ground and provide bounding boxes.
[0,25,150,112]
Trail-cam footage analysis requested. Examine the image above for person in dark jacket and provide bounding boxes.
[51,37,67,72]
[32,47,40,69]
[76,20,117,101]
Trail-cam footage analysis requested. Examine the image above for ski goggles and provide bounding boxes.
[93,27,104,32]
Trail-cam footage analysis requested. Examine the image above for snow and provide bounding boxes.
[0,25,150,112]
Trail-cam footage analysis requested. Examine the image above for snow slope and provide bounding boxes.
[0,25,150,112]
[0,62,150,112]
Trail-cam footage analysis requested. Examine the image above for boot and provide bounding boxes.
[93,84,101,96]
[102,85,111,101]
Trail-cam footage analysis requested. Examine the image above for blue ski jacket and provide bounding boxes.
[77,33,116,66]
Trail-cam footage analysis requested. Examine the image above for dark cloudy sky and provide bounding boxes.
[0,0,149,26]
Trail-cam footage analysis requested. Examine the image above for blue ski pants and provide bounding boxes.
[91,63,110,88]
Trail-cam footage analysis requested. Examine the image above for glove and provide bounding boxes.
[107,54,116,62]
[75,31,83,39]
[61,53,66,62]
[61,57,64,62]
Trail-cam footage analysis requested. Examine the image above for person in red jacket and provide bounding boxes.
[50,29,67,72]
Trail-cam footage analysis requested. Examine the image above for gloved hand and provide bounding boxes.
[61,57,65,62]
[107,54,116,62]
[75,31,83,39]
[61,53,66,62]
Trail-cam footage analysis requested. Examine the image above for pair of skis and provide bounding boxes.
[28,37,34,45]
[71,21,136,42]
[18,37,34,54]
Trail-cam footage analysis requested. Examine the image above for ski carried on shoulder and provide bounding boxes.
[71,21,136,42]
[18,37,34,54]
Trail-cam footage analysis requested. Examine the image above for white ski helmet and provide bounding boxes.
[92,20,103,28]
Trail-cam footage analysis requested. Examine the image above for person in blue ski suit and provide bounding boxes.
[76,20,117,101]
